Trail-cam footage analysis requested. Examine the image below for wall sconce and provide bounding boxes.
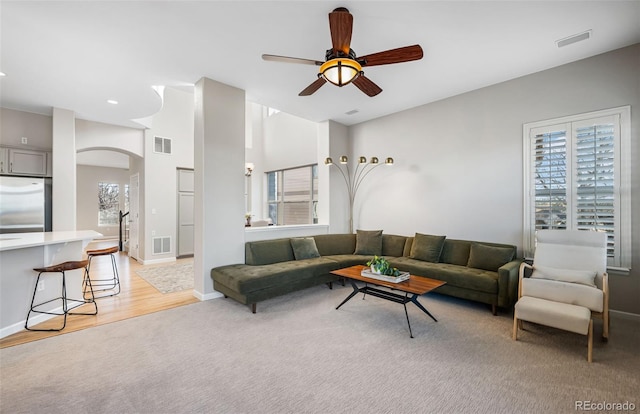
[325,155,394,233]
[245,162,254,177]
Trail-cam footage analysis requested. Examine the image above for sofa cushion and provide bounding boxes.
[213,258,339,294]
[313,234,356,256]
[409,233,446,263]
[440,239,471,266]
[467,243,514,272]
[531,265,596,287]
[290,237,320,260]
[382,234,408,257]
[390,257,498,294]
[245,238,295,265]
[354,229,383,255]
[522,278,603,312]
[324,255,372,268]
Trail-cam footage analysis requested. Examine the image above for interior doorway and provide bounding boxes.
[177,168,194,257]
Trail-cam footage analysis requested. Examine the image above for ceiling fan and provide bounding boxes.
[262,7,423,97]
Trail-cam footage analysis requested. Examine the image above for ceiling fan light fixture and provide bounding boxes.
[320,58,361,86]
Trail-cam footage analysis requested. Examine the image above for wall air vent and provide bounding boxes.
[152,236,171,254]
[154,136,172,154]
[556,30,591,48]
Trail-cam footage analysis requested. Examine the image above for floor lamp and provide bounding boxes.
[325,155,394,233]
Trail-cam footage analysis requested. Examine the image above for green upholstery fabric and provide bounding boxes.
[440,239,472,266]
[213,233,522,312]
[290,237,320,260]
[313,234,356,256]
[245,238,295,265]
[353,229,383,255]
[467,242,515,271]
[409,233,446,262]
[381,234,408,257]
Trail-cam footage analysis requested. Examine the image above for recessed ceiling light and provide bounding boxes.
[107,99,118,105]
[0,72,6,77]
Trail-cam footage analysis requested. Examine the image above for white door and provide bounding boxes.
[129,173,140,261]
[177,169,194,257]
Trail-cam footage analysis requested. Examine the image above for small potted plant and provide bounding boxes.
[366,256,401,276]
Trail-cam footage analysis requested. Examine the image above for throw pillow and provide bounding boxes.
[466,243,514,272]
[353,230,383,256]
[290,238,321,260]
[409,233,446,262]
[531,265,597,287]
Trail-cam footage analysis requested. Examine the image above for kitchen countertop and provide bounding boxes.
[0,230,103,252]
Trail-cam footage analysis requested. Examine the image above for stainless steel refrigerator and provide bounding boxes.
[0,176,52,234]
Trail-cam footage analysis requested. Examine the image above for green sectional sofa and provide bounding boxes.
[211,232,521,314]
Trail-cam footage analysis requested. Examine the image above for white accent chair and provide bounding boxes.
[512,230,609,362]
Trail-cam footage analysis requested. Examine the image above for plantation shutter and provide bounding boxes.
[531,125,569,231]
[573,115,619,259]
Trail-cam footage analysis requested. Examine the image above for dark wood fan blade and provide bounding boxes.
[262,54,323,66]
[299,77,327,96]
[352,75,382,97]
[329,7,353,55]
[358,45,423,67]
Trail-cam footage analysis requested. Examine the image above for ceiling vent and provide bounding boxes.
[556,30,592,48]
[345,109,359,115]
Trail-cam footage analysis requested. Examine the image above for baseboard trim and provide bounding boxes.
[193,290,223,301]
[0,305,64,339]
[610,309,640,321]
[138,257,176,266]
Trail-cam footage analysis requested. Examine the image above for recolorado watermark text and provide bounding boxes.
[575,400,636,411]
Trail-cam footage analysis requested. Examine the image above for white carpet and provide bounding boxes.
[1,285,638,414]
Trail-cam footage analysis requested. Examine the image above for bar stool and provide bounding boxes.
[25,260,98,332]
[83,246,120,299]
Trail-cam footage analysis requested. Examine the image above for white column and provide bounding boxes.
[318,120,350,233]
[193,78,245,300]
[52,108,76,231]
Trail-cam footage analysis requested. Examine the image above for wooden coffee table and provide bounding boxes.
[331,265,446,338]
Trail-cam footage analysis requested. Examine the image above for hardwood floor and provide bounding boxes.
[0,240,199,349]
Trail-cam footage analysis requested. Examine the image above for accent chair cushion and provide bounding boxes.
[353,230,383,256]
[531,265,597,287]
[290,237,321,260]
[409,233,446,263]
[467,243,514,272]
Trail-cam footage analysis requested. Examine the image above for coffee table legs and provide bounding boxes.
[336,280,438,338]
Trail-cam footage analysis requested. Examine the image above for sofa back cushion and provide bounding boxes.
[290,237,321,260]
[313,234,356,256]
[353,229,383,255]
[440,239,472,266]
[409,233,446,262]
[466,242,516,271]
[382,234,408,257]
[245,238,295,265]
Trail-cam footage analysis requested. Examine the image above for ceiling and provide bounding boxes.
[1,1,639,129]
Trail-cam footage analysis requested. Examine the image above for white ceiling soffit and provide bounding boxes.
[1,1,638,129]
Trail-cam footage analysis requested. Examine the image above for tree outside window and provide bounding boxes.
[98,182,119,226]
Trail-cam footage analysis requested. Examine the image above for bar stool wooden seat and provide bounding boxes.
[26,260,98,332]
[83,246,120,299]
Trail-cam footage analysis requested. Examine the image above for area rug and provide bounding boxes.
[135,261,193,293]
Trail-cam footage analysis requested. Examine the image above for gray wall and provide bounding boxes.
[0,108,52,149]
[349,43,639,314]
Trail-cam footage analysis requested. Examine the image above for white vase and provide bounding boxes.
[370,265,381,275]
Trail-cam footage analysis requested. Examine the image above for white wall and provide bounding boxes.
[76,164,131,238]
[262,111,318,172]
[349,44,640,314]
[143,86,194,263]
[75,119,143,157]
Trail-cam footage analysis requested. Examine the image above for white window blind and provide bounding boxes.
[523,106,631,269]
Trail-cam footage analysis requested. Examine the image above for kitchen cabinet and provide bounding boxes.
[0,147,7,174]
[1,147,48,176]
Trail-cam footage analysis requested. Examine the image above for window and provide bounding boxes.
[267,165,318,225]
[98,182,120,226]
[523,106,631,269]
